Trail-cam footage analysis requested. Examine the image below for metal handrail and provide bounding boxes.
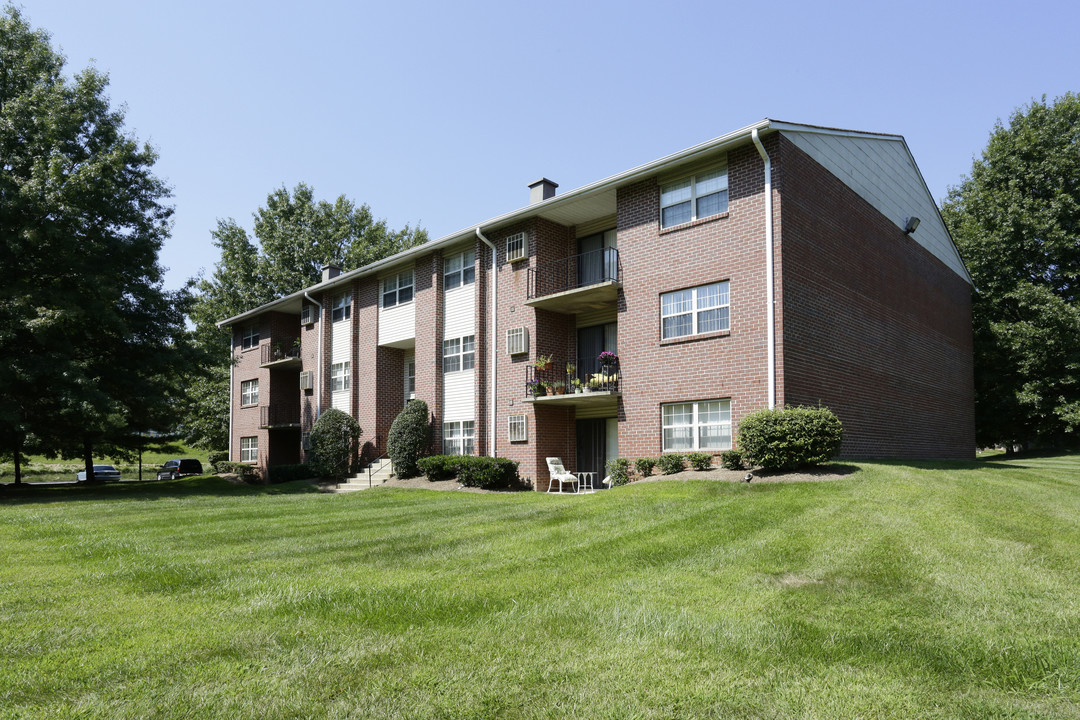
[526,355,620,396]
[261,341,301,365]
[366,452,392,488]
[527,247,620,299]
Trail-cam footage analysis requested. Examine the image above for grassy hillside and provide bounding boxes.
[2,455,1079,718]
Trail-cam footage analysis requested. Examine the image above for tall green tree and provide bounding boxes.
[185,184,426,450]
[0,6,197,482]
[941,93,1080,449]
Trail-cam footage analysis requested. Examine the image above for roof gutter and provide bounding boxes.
[475,227,497,458]
[751,128,777,409]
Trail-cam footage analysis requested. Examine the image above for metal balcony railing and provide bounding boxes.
[525,355,621,397]
[260,405,300,428]
[261,340,301,365]
[527,247,620,300]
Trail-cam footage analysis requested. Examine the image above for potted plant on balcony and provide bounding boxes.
[526,379,548,398]
[571,378,584,394]
[551,381,566,395]
[531,354,553,371]
[598,350,618,367]
[273,341,284,360]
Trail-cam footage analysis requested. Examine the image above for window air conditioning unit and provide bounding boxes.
[301,432,311,451]
[506,327,529,355]
[300,304,315,326]
[506,232,527,262]
[300,371,314,391]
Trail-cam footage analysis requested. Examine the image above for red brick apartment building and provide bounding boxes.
[220,120,975,489]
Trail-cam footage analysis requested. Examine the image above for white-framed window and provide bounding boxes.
[442,335,475,373]
[661,281,730,340]
[240,436,258,463]
[330,361,350,392]
[443,421,475,456]
[405,360,416,400]
[382,270,414,308]
[241,325,259,350]
[508,414,527,443]
[660,166,729,229]
[662,400,732,452]
[240,379,259,407]
[506,327,529,355]
[331,292,351,323]
[506,232,526,262]
[444,250,476,289]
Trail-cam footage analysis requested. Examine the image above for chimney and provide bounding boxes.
[321,264,341,282]
[528,178,558,205]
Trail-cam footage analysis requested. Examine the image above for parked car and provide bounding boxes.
[156,458,204,481]
[76,465,122,482]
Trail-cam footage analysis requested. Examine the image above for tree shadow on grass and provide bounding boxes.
[0,475,321,505]
[853,450,1080,472]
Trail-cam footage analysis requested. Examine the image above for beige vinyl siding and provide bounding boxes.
[443,371,474,423]
[378,270,416,347]
[331,312,351,413]
[443,283,474,340]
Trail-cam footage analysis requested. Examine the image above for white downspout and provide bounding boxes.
[228,347,235,460]
[476,227,497,457]
[304,291,324,419]
[751,128,776,409]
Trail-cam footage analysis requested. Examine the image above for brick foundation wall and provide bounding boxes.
[776,134,975,459]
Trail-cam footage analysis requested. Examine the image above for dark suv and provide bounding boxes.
[156,458,204,481]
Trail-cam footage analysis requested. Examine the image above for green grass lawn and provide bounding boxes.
[2,455,1079,719]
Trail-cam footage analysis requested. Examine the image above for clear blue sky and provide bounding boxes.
[22,0,1080,290]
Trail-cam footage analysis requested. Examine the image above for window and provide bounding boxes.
[442,335,475,373]
[661,281,729,339]
[506,232,526,262]
[330,361,350,392]
[660,166,729,228]
[662,400,731,452]
[508,415,527,443]
[506,327,528,355]
[240,379,259,407]
[331,293,351,323]
[382,270,414,308]
[240,436,258,463]
[444,250,475,289]
[241,325,259,351]
[405,360,415,400]
[443,421,475,456]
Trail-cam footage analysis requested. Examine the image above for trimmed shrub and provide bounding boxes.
[387,400,431,479]
[417,455,459,481]
[216,461,259,482]
[309,409,362,480]
[737,405,844,471]
[606,458,631,486]
[456,456,520,489]
[634,457,657,478]
[267,463,313,484]
[208,450,228,471]
[720,450,744,471]
[657,454,685,475]
[687,452,713,471]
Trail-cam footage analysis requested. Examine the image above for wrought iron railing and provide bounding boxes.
[260,405,300,428]
[527,247,620,300]
[525,355,621,397]
[261,340,301,365]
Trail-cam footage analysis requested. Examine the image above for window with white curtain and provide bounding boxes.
[661,281,729,339]
[240,379,259,406]
[330,361,350,392]
[660,166,729,228]
[662,400,731,451]
[443,421,475,455]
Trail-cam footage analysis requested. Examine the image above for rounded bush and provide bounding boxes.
[737,405,843,471]
[634,457,657,478]
[687,452,713,471]
[309,409,362,480]
[720,450,744,471]
[657,454,685,475]
[387,400,431,479]
[606,458,631,486]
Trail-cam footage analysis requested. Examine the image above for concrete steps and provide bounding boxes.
[333,463,394,493]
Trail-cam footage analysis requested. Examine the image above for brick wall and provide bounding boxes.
[414,251,443,453]
[776,134,975,458]
[616,141,775,462]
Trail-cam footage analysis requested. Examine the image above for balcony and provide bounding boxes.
[523,355,620,409]
[260,340,302,369]
[260,405,301,429]
[526,248,620,314]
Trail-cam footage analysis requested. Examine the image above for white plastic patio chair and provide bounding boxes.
[545,457,579,494]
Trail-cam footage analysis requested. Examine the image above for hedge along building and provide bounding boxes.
[219,119,975,489]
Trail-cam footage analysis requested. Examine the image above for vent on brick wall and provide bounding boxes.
[300,371,314,391]
[506,327,529,355]
[300,305,315,326]
[506,232,526,262]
